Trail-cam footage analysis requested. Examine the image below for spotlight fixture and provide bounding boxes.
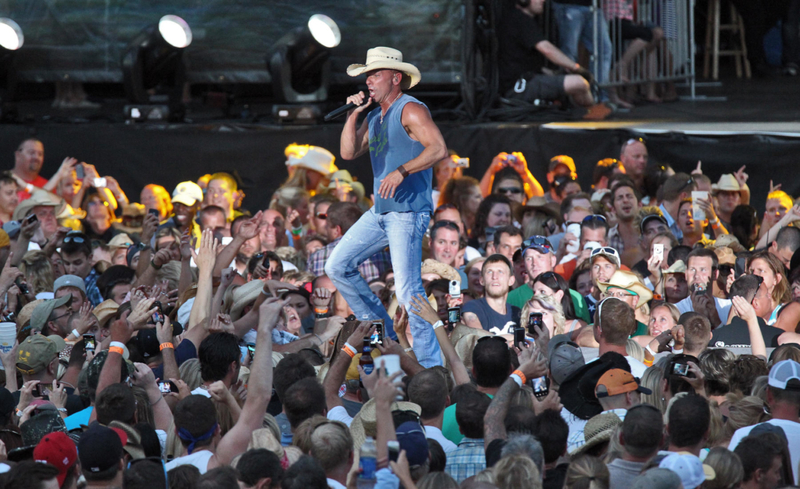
[122,15,192,121]
[267,14,341,104]
[0,18,23,121]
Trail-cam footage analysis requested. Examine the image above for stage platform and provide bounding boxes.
[2,76,798,213]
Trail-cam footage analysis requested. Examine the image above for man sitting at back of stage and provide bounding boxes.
[497,0,603,117]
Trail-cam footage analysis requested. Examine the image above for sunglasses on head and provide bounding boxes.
[63,234,86,244]
[535,271,560,290]
[524,235,553,250]
[582,214,607,224]
[591,247,618,257]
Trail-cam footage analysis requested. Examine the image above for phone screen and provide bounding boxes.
[527,313,543,337]
[532,376,549,398]
[83,335,96,351]
[672,363,689,376]
[447,307,461,324]
[370,321,383,346]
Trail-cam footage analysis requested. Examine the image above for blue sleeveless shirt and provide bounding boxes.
[367,94,433,214]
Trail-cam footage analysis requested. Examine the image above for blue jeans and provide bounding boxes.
[551,3,613,88]
[325,208,442,367]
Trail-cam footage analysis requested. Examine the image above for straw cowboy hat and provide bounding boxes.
[420,259,461,282]
[712,174,745,195]
[569,411,622,457]
[346,47,421,89]
[597,270,653,307]
[349,398,421,452]
[13,190,66,221]
[327,170,365,200]
[284,144,338,177]
[663,260,686,275]
[229,280,265,322]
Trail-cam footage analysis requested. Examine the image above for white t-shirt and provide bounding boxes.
[165,449,214,474]
[424,425,458,454]
[728,419,800,485]
[675,296,731,328]
[327,405,353,427]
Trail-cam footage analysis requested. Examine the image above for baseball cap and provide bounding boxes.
[522,235,554,256]
[395,421,429,467]
[16,334,66,375]
[8,410,68,462]
[658,452,715,489]
[548,340,585,385]
[34,432,78,486]
[53,275,86,295]
[172,181,204,207]
[595,369,652,398]
[2,220,20,239]
[29,294,72,333]
[640,214,668,234]
[78,424,125,474]
[768,359,800,391]
[590,246,621,267]
[560,352,631,420]
[633,468,683,489]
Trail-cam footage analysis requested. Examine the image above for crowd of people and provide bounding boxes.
[0,133,799,489]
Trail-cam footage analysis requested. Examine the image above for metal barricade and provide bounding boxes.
[590,0,697,97]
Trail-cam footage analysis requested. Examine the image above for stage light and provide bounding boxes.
[0,18,23,51]
[122,15,192,121]
[0,18,23,121]
[268,14,341,105]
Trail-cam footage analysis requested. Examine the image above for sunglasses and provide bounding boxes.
[497,187,523,195]
[582,214,607,224]
[524,235,553,250]
[591,247,618,257]
[63,234,86,244]
[535,271,560,290]
[315,213,327,220]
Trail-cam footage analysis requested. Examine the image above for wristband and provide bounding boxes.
[109,346,124,355]
[342,345,356,359]
[150,260,162,270]
[672,348,684,354]
[110,341,126,349]
[432,320,444,330]
[71,329,80,339]
[314,307,329,314]
[512,369,527,385]
[643,357,654,367]
[25,184,33,193]
[159,342,174,351]
[404,347,414,352]
[398,165,409,178]
[653,294,663,301]
[645,345,657,357]
[509,374,523,387]
[711,221,720,230]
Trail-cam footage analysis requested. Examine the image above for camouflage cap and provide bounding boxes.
[85,350,135,394]
[8,410,68,462]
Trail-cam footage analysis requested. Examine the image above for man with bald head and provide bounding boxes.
[619,138,648,194]
[13,139,48,201]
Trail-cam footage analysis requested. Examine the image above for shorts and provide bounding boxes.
[505,74,566,103]
[610,18,656,42]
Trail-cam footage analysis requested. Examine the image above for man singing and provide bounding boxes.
[326,47,447,367]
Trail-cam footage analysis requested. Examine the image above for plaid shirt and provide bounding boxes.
[84,269,103,307]
[445,438,486,483]
[604,0,633,20]
[306,237,390,282]
[607,225,625,255]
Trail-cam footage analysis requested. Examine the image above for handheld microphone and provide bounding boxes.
[324,97,371,122]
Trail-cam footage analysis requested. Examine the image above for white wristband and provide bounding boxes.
[509,374,523,387]
[71,329,81,339]
[645,345,657,357]
[110,341,126,350]
[672,348,684,354]
[432,320,444,330]
[344,342,356,353]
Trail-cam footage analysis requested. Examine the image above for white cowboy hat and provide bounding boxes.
[597,269,653,307]
[346,47,421,89]
[711,174,744,194]
[284,144,338,177]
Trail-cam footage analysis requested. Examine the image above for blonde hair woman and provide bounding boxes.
[563,455,609,489]
[520,294,566,338]
[20,250,54,296]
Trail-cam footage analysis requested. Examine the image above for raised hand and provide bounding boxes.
[192,228,218,273]
[408,294,440,325]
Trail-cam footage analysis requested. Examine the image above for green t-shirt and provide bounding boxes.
[507,283,591,323]
[632,320,649,337]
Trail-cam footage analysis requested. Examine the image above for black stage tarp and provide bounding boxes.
[2,121,798,214]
